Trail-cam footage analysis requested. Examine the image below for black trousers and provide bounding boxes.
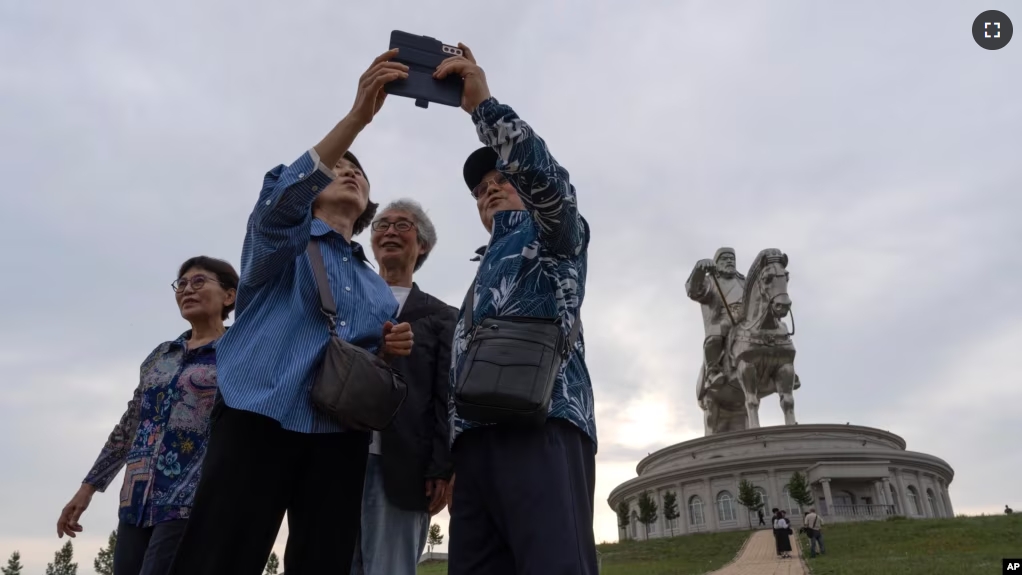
[167,404,369,575]
[448,419,598,575]
[113,519,187,575]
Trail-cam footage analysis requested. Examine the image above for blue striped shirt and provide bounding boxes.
[216,150,399,434]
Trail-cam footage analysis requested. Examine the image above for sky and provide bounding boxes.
[1,0,1020,572]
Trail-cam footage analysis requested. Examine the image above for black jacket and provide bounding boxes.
[381,283,457,511]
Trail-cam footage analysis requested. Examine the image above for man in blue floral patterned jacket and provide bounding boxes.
[436,44,597,574]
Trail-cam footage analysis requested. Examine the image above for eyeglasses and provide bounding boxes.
[172,275,222,292]
[471,173,508,200]
[371,220,416,233]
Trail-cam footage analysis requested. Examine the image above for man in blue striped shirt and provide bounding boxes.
[169,49,415,575]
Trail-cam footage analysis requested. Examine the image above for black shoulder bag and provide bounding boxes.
[306,240,408,431]
[453,280,581,427]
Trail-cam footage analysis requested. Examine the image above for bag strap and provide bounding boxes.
[307,240,339,334]
[461,277,582,355]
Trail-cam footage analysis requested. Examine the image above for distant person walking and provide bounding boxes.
[804,507,825,558]
[757,509,765,526]
[56,256,238,575]
[773,510,793,559]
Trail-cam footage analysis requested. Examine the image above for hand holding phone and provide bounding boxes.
[433,43,491,114]
[348,49,409,126]
[384,31,464,109]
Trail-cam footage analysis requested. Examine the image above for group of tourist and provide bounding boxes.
[769,507,825,560]
[54,44,597,575]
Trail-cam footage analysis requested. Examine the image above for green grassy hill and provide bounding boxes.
[594,530,751,575]
[417,530,750,574]
[417,514,1022,574]
[800,513,1022,575]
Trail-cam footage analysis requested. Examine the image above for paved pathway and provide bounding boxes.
[707,530,807,575]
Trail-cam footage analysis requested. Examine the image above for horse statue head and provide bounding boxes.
[736,248,794,339]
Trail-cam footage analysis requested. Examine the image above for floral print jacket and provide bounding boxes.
[83,331,219,527]
[449,98,596,449]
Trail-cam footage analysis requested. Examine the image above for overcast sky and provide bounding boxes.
[2,0,1020,572]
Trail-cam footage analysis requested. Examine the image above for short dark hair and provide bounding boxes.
[338,151,376,236]
[353,200,378,236]
[177,256,240,320]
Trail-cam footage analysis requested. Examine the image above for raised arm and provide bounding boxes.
[435,44,585,258]
[472,99,584,257]
[240,49,409,288]
[239,152,337,288]
[686,259,717,304]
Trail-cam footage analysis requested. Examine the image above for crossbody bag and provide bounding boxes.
[306,240,408,431]
[453,280,581,427]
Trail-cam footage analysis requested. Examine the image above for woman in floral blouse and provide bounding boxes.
[56,256,238,575]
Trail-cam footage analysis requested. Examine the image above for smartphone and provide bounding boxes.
[384,31,464,109]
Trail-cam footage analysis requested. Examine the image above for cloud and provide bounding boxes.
[1,0,1019,572]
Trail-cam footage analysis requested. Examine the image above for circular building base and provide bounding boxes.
[607,424,954,541]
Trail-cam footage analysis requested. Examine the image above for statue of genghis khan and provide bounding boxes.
[686,247,745,398]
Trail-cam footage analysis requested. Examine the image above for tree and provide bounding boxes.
[637,491,659,539]
[786,471,815,513]
[264,551,279,575]
[94,530,116,575]
[662,491,680,536]
[2,551,24,575]
[45,540,77,575]
[427,523,444,554]
[737,479,765,528]
[616,501,631,540]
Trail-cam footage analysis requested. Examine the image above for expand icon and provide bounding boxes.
[973,10,1013,50]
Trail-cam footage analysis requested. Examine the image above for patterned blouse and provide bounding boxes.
[83,331,220,527]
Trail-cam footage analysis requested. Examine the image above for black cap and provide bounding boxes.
[342,151,368,185]
[462,146,498,191]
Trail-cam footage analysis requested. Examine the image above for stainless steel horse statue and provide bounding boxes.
[695,249,800,435]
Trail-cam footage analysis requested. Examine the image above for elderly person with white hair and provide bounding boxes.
[351,198,458,575]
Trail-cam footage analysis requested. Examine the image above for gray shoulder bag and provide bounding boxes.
[453,280,581,427]
[306,240,407,431]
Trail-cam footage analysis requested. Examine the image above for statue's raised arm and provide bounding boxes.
[685,258,718,304]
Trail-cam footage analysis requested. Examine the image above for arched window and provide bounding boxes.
[926,489,938,517]
[688,495,705,526]
[717,491,737,522]
[906,486,920,516]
